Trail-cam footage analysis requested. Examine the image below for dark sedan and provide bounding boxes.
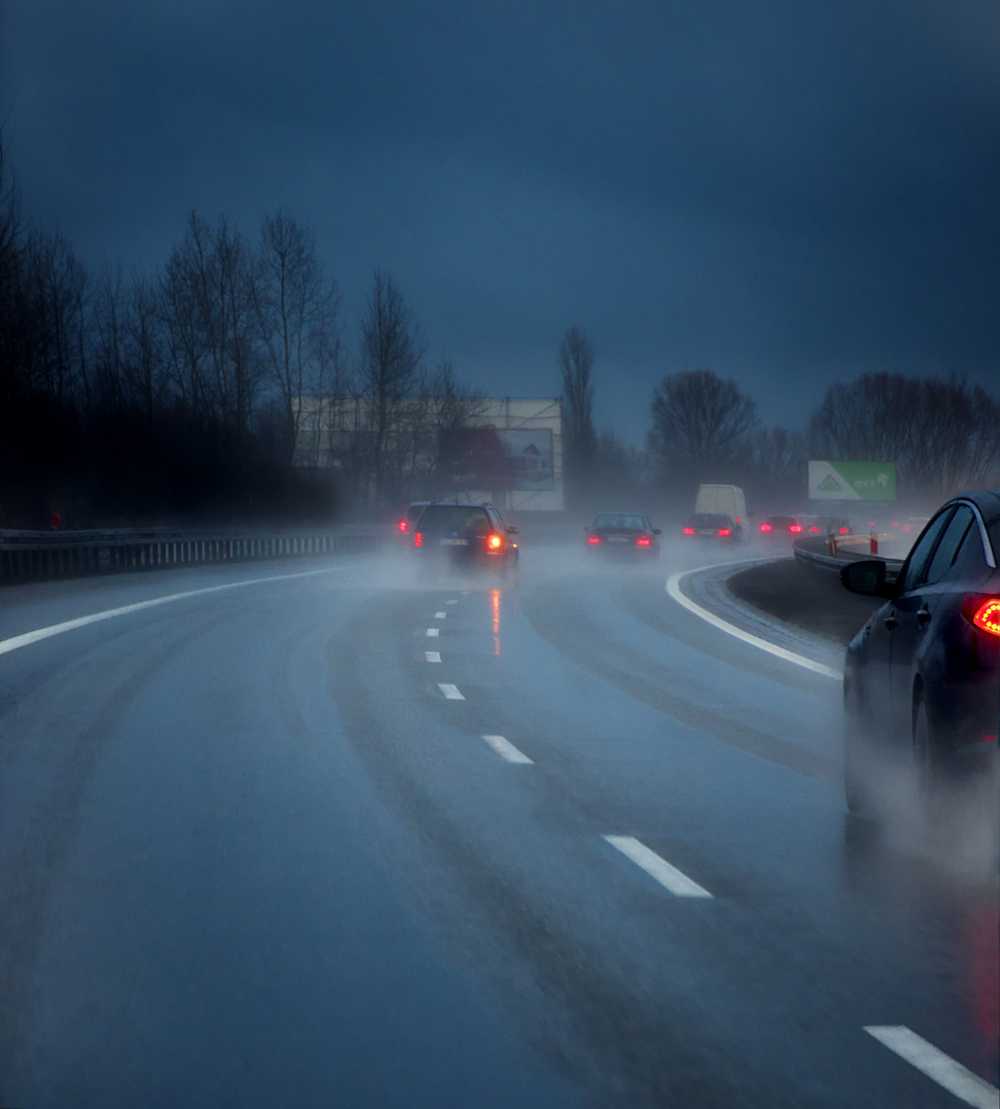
[840,490,1000,817]
[411,502,519,575]
[585,512,662,558]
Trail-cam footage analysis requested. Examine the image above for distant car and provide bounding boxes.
[410,502,518,574]
[802,515,852,538]
[396,501,429,541]
[841,490,1000,817]
[585,512,662,557]
[757,514,807,539]
[681,512,740,542]
[694,484,748,531]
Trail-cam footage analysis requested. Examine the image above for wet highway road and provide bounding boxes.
[1,545,997,1108]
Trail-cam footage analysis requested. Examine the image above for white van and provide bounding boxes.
[694,484,749,538]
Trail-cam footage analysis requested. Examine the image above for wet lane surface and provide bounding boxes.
[1,546,996,1107]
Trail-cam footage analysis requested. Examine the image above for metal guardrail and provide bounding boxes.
[793,535,903,577]
[0,527,380,585]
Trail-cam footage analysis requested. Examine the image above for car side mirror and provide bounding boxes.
[506,525,519,535]
[652,528,662,535]
[840,559,895,599]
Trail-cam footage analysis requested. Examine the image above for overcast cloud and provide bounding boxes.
[3,0,998,438]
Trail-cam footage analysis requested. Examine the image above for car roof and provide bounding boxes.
[951,489,1000,525]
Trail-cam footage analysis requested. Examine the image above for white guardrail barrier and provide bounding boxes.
[793,533,904,577]
[0,526,380,585]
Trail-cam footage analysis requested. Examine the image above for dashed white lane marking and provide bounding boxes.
[482,735,533,764]
[604,835,713,899]
[445,599,459,605]
[0,566,345,659]
[424,651,441,663]
[864,1026,999,1108]
[425,627,440,637]
[665,565,843,681]
[434,611,447,619]
[438,683,465,700]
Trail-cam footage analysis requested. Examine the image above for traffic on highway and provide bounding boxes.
[1,496,997,1108]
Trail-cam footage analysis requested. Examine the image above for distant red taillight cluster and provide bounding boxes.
[413,531,424,549]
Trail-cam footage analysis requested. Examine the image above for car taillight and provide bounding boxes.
[398,519,409,533]
[734,516,742,524]
[718,528,732,537]
[967,597,1000,638]
[635,535,652,547]
[759,522,773,533]
[587,534,602,545]
[681,527,696,536]
[788,524,803,534]
[809,525,821,534]
[413,531,424,549]
[839,526,849,535]
[486,532,504,553]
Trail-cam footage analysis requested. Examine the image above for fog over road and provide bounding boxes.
[1,544,997,1108]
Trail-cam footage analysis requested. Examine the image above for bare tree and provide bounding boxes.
[809,372,1000,500]
[359,270,423,506]
[558,325,596,505]
[649,369,757,478]
[253,211,341,461]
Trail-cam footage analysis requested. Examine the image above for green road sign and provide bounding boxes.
[808,460,896,501]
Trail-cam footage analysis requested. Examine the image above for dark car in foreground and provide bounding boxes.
[411,502,518,574]
[681,512,740,542]
[585,512,662,558]
[840,490,1000,817]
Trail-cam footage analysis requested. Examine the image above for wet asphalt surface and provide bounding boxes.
[0,541,997,1108]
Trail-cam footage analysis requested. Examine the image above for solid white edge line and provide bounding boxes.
[665,562,843,680]
[425,627,440,637]
[481,734,533,764]
[0,566,345,659]
[603,835,712,898]
[434,611,447,619]
[438,683,465,700]
[424,651,441,663]
[864,1026,999,1109]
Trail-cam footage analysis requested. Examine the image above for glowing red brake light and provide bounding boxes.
[486,532,504,553]
[809,525,821,534]
[586,534,602,545]
[718,528,732,537]
[635,535,652,547]
[398,518,409,533]
[759,522,773,533]
[413,531,424,549]
[969,598,1000,638]
[788,524,803,534]
[839,526,849,535]
[682,527,696,536]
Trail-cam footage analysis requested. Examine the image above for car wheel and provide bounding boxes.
[912,696,943,824]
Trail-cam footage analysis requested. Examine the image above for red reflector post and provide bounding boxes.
[413,531,424,549]
[971,598,1000,638]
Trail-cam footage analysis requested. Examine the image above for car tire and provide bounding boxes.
[912,696,943,824]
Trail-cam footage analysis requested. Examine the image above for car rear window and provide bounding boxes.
[766,516,796,528]
[416,506,490,533]
[594,513,646,530]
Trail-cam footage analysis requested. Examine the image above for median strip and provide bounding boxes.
[603,835,712,898]
[864,1026,999,1109]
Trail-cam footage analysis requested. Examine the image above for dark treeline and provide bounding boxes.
[560,326,1000,517]
[4,130,998,529]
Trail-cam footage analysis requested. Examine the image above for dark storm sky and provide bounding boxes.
[4,0,998,439]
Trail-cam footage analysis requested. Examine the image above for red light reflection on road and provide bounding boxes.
[490,588,502,656]
[966,902,999,1055]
